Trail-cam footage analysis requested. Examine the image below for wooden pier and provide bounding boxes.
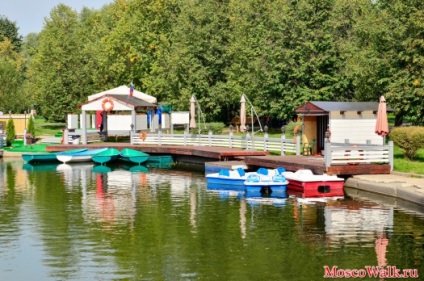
[46,143,391,176]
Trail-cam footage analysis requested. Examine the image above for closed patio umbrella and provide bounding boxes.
[375,234,389,267]
[190,95,196,129]
[375,96,389,137]
[240,95,246,132]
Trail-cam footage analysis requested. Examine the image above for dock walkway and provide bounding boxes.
[46,143,390,176]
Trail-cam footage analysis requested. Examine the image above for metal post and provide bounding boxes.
[184,124,188,146]
[208,130,212,146]
[64,129,69,144]
[389,141,394,171]
[281,135,285,156]
[158,129,162,146]
[296,134,301,155]
[229,125,233,148]
[81,110,87,145]
[263,125,268,152]
[324,142,332,167]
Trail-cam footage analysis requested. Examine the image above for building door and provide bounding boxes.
[316,115,329,154]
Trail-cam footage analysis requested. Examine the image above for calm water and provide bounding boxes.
[0,158,423,281]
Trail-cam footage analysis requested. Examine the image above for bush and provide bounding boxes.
[27,116,35,138]
[390,126,424,159]
[284,121,302,138]
[6,118,16,146]
[189,122,226,134]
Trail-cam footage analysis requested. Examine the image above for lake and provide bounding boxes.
[0,158,423,280]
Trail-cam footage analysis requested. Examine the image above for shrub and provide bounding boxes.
[284,121,302,138]
[27,116,35,138]
[6,118,16,146]
[189,122,226,134]
[390,126,424,159]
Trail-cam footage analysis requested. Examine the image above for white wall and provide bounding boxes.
[107,115,132,131]
[330,111,384,145]
[171,112,189,125]
[68,114,79,129]
[79,113,91,129]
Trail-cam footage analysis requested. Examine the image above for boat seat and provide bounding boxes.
[237,167,245,177]
[276,167,286,175]
[219,169,230,177]
[257,167,268,175]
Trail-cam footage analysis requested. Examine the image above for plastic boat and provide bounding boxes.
[22,148,88,163]
[243,167,289,194]
[282,169,345,197]
[56,148,108,164]
[206,167,251,189]
[92,148,120,164]
[119,148,149,165]
[206,167,287,190]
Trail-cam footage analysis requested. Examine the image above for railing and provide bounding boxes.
[131,131,301,156]
[324,141,394,170]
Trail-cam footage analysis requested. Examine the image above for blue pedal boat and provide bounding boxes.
[243,167,289,194]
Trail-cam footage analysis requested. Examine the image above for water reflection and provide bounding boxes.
[0,158,423,280]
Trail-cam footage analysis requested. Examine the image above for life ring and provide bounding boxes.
[345,146,364,165]
[139,131,147,141]
[102,98,114,112]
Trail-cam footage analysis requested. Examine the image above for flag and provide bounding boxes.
[129,81,134,97]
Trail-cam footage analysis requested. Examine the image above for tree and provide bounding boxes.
[29,5,91,122]
[5,117,15,146]
[0,37,25,112]
[27,115,35,138]
[0,15,22,50]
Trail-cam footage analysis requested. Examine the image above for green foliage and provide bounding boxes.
[14,0,424,129]
[284,121,302,138]
[27,116,35,137]
[207,122,226,135]
[6,118,15,146]
[0,15,22,50]
[390,126,424,159]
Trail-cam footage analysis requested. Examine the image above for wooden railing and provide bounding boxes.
[131,131,301,156]
[324,141,394,170]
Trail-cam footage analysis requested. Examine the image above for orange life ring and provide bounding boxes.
[102,98,114,112]
[139,131,147,141]
[345,146,364,165]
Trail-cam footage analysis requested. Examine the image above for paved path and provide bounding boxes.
[345,172,424,206]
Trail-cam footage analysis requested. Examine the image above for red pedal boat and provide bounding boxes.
[282,169,345,197]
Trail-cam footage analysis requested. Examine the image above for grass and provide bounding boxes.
[393,146,424,175]
[34,116,65,136]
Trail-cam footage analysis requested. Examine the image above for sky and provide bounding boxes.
[1,0,113,37]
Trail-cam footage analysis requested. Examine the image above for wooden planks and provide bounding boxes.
[46,144,390,175]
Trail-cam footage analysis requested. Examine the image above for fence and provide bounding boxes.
[131,131,301,156]
[59,128,393,170]
[324,141,393,170]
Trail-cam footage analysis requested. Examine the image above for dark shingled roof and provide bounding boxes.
[296,101,394,115]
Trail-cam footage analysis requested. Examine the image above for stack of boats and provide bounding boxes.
[22,148,172,167]
[206,166,345,198]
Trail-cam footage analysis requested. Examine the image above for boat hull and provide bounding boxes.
[92,148,120,164]
[283,169,345,197]
[22,149,88,163]
[286,180,344,197]
[56,148,108,164]
[119,148,149,165]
